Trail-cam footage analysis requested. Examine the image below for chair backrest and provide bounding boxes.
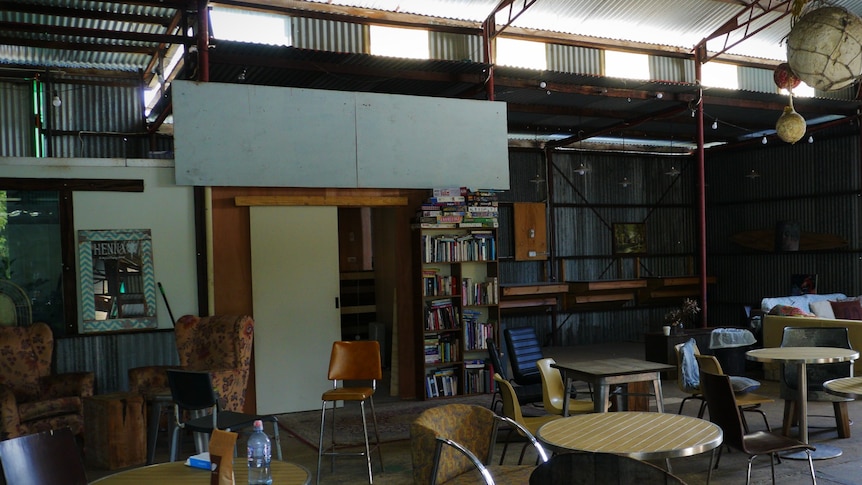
[166,369,219,412]
[0,427,87,485]
[536,358,565,414]
[493,373,527,425]
[174,314,255,370]
[673,339,702,394]
[486,338,509,381]
[327,340,382,382]
[780,326,852,389]
[503,327,543,386]
[698,371,746,452]
[695,354,725,375]
[0,322,54,402]
[410,403,497,485]
[529,451,687,485]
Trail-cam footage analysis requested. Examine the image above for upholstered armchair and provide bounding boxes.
[128,314,255,412]
[0,322,95,440]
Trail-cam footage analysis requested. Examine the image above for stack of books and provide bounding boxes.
[414,187,499,229]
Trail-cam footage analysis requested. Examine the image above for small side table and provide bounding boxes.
[84,392,146,469]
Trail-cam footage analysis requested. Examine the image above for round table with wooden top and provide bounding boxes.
[89,459,310,485]
[746,346,859,460]
[537,411,722,473]
[824,376,862,399]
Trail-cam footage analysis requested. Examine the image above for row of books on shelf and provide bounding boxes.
[425,367,459,398]
[421,231,497,263]
[422,269,458,297]
[464,367,493,395]
[424,299,459,331]
[462,313,495,350]
[424,334,459,363]
[414,188,499,229]
[462,277,499,306]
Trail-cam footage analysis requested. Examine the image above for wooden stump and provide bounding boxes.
[84,392,146,469]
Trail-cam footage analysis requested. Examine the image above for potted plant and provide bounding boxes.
[664,298,701,335]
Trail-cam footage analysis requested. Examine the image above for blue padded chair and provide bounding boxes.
[503,327,544,387]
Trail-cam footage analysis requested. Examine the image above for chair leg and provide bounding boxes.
[834,401,851,438]
[706,447,717,485]
[359,401,373,484]
[270,417,283,461]
[368,397,384,473]
[169,423,181,462]
[316,400,328,485]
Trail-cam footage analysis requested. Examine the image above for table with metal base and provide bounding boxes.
[747,346,859,460]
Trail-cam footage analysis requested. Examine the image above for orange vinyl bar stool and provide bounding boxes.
[317,340,383,484]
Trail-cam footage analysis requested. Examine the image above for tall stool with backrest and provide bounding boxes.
[317,340,383,484]
[166,369,282,462]
[503,327,544,387]
[780,326,853,438]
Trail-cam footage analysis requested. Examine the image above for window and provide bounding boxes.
[604,50,650,80]
[370,25,429,59]
[701,62,738,89]
[209,7,292,46]
[495,38,547,70]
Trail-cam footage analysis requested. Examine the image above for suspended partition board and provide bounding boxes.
[172,80,510,189]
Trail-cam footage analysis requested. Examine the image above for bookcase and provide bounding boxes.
[416,227,499,400]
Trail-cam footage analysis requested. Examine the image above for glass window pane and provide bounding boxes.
[0,190,65,334]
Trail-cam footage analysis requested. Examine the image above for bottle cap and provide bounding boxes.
[254,419,263,428]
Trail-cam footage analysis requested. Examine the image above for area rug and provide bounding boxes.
[278,394,495,450]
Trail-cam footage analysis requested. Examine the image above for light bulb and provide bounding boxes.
[51,92,61,107]
[538,81,547,89]
[711,120,718,130]
[761,136,767,145]
[808,135,814,143]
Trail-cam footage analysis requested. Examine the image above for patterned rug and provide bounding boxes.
[277,394,495,450]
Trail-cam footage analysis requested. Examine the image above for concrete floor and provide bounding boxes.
[87,341,862,484]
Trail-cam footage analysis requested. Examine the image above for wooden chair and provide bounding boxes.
[0,427,87,485]
[317,340,383,485]
[411,403,548,485]
[493,373,560,465]
[529,452,687,485]
[166,369,282,462]
[699,371,816,485]
[780,326,853,438]
[535,358,595,415]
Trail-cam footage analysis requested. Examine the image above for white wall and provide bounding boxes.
[1,157,197,331]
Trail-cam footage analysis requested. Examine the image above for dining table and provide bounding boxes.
[746,346,859,460]
[537,411,723,473]
[551,357,675,414]
[88,459,311,484]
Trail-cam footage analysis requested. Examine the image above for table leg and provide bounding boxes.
[595,384,610,413]
[652,377,665,413]
[783,362,843,460]
[562,377,572,417]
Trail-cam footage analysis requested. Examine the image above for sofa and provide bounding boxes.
[761,293,862,380]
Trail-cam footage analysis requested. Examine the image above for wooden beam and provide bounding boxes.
[234,195,409,207]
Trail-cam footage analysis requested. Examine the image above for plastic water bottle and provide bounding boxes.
[247,420,272,485]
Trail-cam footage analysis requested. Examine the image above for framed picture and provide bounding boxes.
[612,223,647,256]
[78,229,157,333]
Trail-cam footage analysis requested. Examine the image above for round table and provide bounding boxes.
[824,376,862,399]
[537,411,722,473]
[89,459,310,484]
[746,346,859,460]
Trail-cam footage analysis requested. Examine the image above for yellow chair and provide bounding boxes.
[410,403,548,485]
[317,340,383,484]
[535,358,596,415]
[494,373,560,465]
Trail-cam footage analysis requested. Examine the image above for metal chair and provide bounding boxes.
[317,340,383,485]
[700,371,816,485]
[0,427,87,485]
[503,327,544,386]
[780,326,853,438]
[486,337,543,412]
[166,369,282,462]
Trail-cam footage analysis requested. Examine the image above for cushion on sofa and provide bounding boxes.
[810,300,837,319]
[831,299,862,320]
[761,293,847,314]
[768,304,813,317]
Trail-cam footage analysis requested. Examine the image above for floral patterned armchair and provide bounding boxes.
[128,314,255,412]
[0,322,95,440]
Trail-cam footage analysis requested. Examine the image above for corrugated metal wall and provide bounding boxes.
[55,331,180,394]
[0,80,35,156]
[546,43,602,75]
[650,56,694,83]
[430,31,483,62]
[739,66,777,93]
[291,17,367,53]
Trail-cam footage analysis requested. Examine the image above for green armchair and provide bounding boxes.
[0,322,94,440]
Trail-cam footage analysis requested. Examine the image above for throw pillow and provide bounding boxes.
[810,300,837,319]
[831,299,862,320]
[767,304,814,317]
[729,375,761,394]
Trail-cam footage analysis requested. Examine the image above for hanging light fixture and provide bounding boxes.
[573,163,590,176]
[711,120,718,130]
[761,136,768,145]
[745,169,761,179]
[619,176,632,188]
[665,166,681,176]
[51,91,61,107]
